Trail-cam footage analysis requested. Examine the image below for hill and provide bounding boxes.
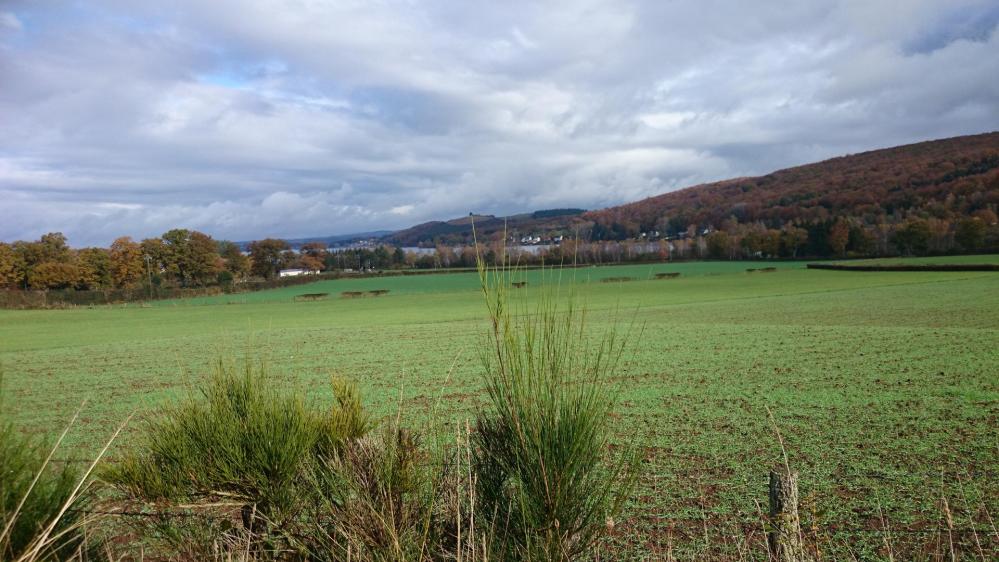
[585,132,999,240]
[379,133,999,256]
[237,231,393,250]
[383,208,586,246]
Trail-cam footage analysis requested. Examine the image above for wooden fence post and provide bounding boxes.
[769,470,805,562]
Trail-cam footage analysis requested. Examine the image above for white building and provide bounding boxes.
[279,268,307,277]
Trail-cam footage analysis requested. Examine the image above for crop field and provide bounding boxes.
[1,257,998,559]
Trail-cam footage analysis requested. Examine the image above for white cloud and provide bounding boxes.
[0,12,21,31]
[0,0,997,245]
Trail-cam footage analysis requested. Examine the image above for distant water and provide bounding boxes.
[402,245,553,255]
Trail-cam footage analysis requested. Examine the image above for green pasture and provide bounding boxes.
[157,260,806,306]
[1,257,997,559]
[831,253,999,266]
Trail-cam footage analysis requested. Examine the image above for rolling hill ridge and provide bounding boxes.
[380,132,999,253]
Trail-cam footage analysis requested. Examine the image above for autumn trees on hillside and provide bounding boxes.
[582,134,999,258]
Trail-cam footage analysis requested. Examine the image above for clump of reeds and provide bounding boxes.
[471,253,638,561]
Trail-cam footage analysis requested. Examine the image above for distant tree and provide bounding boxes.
[160,229,220,286]
[414,253,436,269]
[7,233,74,289]
[110,237,145,288]
[38,232,72,264]
[281,249,298,270]
[217,269,234,288]
[372,246,391,269]
[248,238,290,279]
[299,242,327,259]
[453,246,477,268]
[657,239,671,261]
[828,219,850,257]
[298,242,327,273]
[140,238,168,275]
[893,219,932,256]
[0,243,25,289]
[954,218,986,252]
[762,229,781,257]
[705,231,731,259]
[160,229,191,284]
[739,229,765,258]
[435,245,456,268]
[12,241,44,282]
[299,254,323,273]
[925,217,952,254]
[971,208,998,225]
[218,241,250,281]
[845,226,874,256]
[780,226,808,258]
[76,247,111,289]
[188,231,222,285]
[28,262,81,290]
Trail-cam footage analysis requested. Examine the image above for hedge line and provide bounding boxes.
[806,263,999,272]
[0,286,224,309]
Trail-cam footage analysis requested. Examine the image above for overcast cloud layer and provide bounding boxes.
[2,0,999,246]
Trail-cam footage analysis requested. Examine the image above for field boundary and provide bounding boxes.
[807,263,999,272]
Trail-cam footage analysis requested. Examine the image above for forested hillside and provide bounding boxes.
[585,132,999,257]
[378,133,999,257]
[383,133,999,258]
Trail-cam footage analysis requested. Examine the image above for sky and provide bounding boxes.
[2,1,998,246]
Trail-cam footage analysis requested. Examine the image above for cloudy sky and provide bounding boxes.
[2,0,998,246]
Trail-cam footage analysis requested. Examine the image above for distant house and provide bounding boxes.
[279,268,307,277]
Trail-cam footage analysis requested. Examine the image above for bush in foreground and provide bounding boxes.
[102,359,370,557]
[472,261,638,560]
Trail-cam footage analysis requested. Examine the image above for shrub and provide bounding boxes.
[103,359,370,555]
[471,261,638,561]
[303,425,438,561]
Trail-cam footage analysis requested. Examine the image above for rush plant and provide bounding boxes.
[472,255,638,561]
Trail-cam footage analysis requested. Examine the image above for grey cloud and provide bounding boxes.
[1,0,998,246]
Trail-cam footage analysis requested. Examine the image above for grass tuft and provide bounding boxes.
[471,253,639,561]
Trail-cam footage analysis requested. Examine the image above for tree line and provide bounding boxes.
[2,210,997,292]
[0,230,237,291]
[0,231,466,292]
[0,231,309,291]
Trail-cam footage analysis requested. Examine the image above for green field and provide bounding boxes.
[831,254,999,267]
[2,258,998,559]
